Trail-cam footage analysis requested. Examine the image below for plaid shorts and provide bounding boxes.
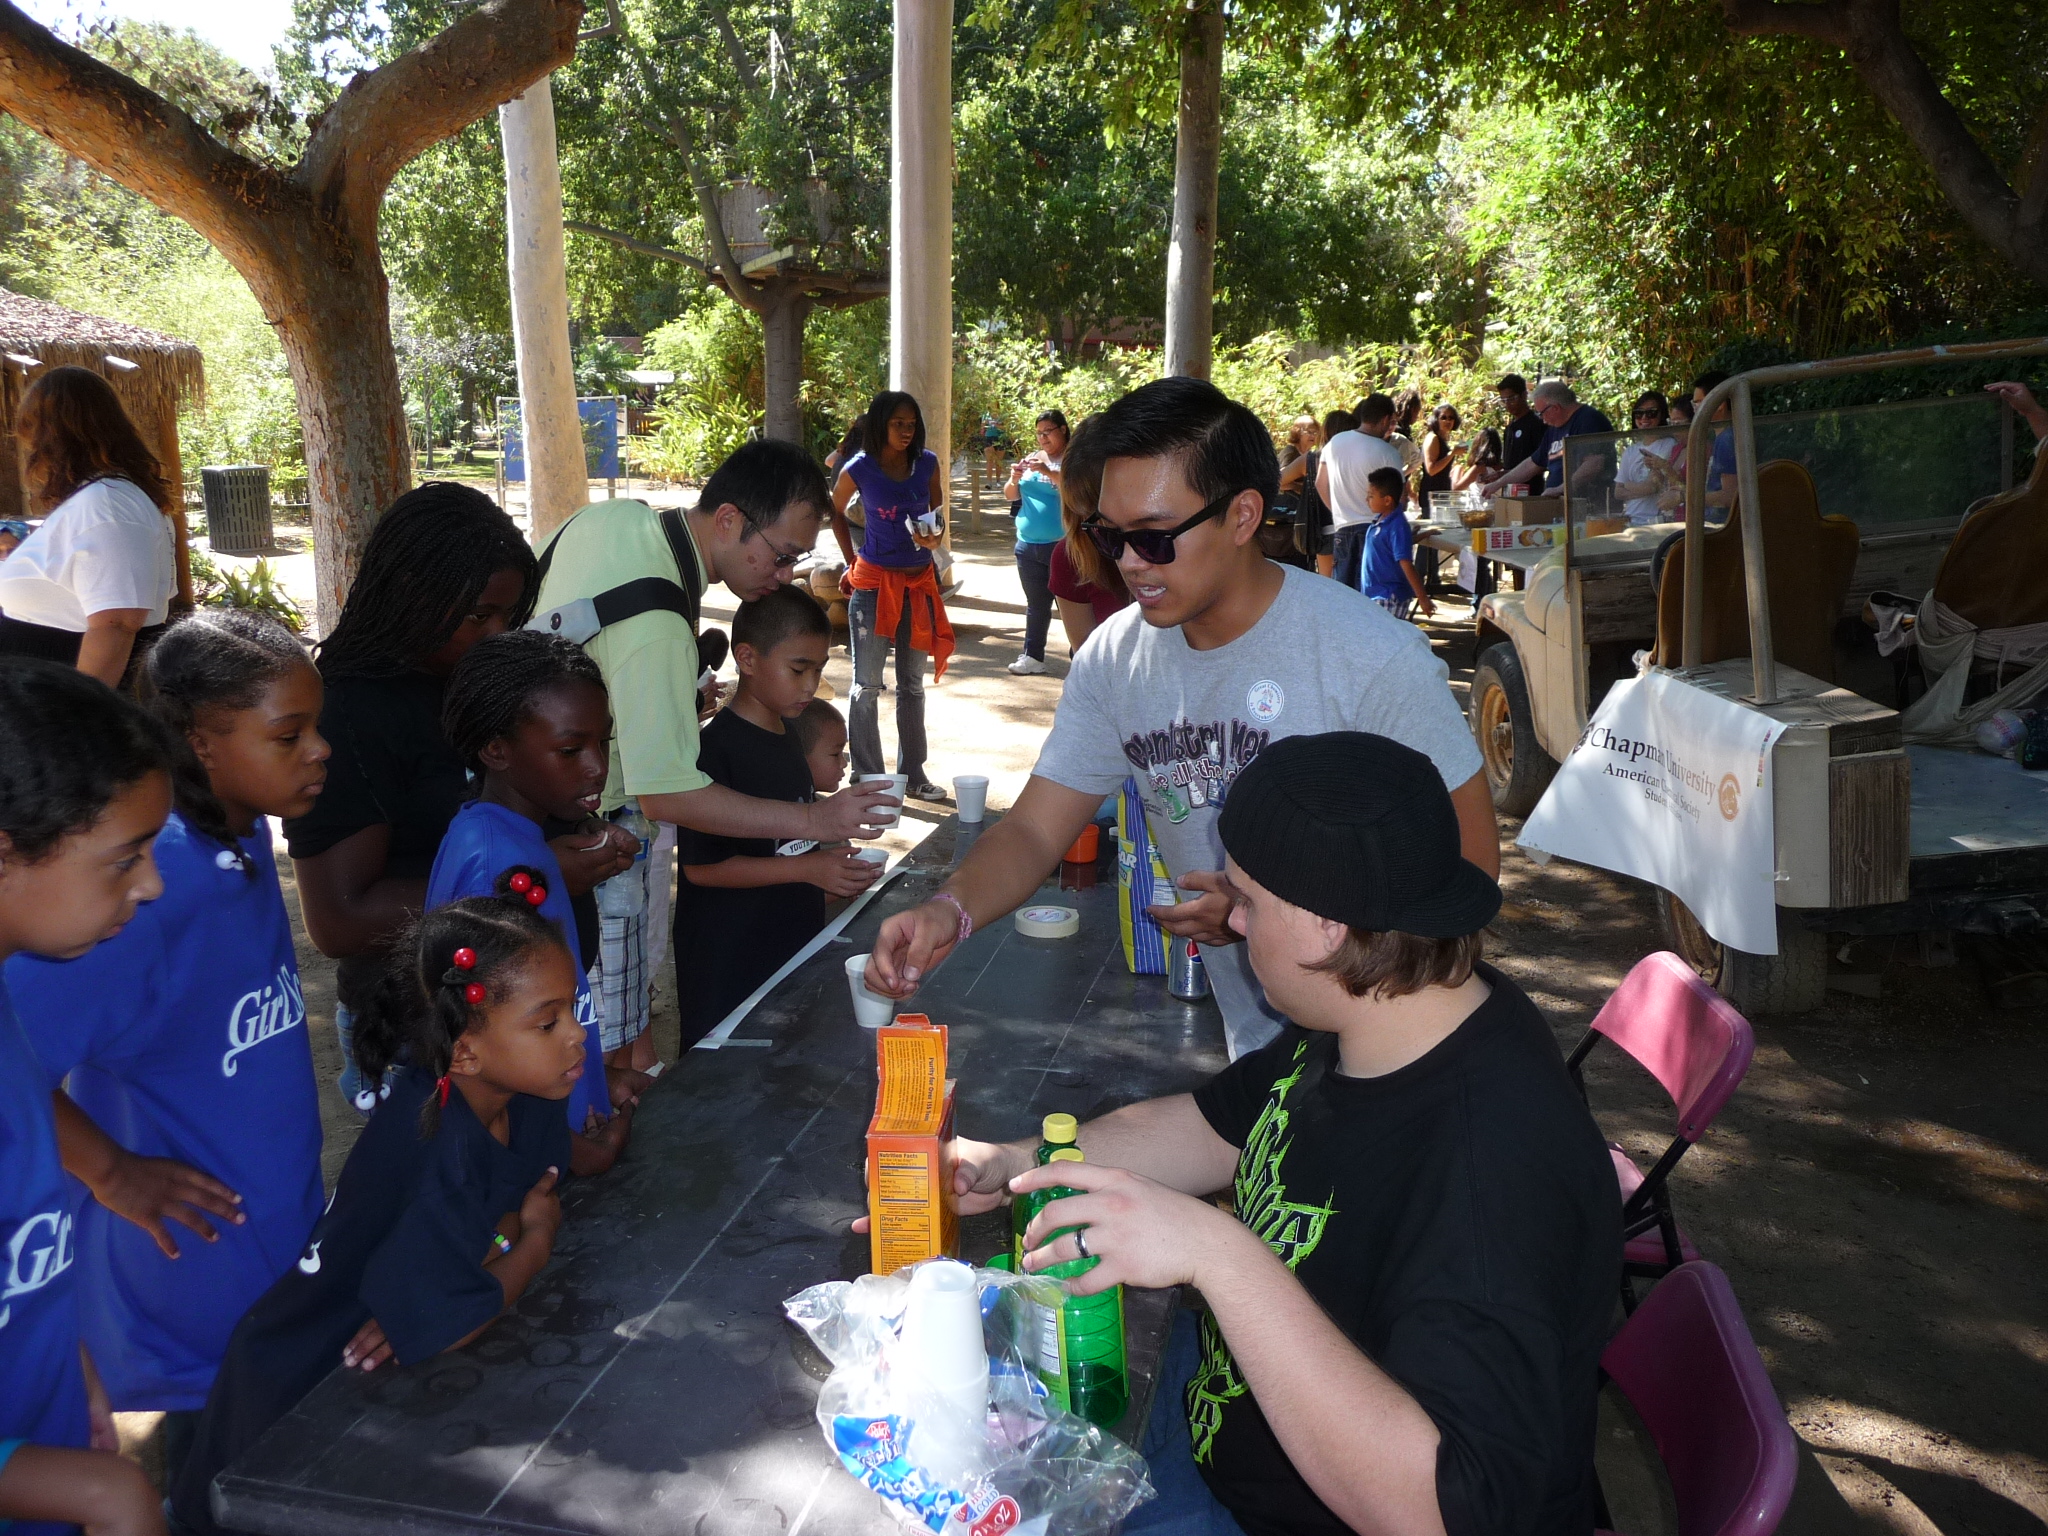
[591,907,650,1051]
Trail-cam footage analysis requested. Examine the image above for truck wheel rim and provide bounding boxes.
[1478,683,1514,787]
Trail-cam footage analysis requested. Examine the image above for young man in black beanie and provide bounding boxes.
[944,732,1619,1536]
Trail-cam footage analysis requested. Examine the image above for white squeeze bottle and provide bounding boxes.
[595,800,652,918]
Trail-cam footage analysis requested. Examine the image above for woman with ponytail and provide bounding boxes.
[5,611,328,1484]
[170,877,580,1536]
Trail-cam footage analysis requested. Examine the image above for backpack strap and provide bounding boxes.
[529,504,704,645]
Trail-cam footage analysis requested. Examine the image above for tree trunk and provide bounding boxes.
[761,283,814,444]
[0,0,585,631]
[1163,0,1223,382]
[236,228,413,628]
[502,77,588,539]
[889,0,954,480]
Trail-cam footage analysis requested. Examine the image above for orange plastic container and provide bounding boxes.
[1063,823,1101,864]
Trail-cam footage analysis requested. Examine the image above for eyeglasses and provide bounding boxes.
[744,522,808,569]
[1082,487,1243,566]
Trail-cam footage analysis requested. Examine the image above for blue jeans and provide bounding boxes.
[1014,540,1057,660]
[1331,524,1367,591]
[848,586,927,782]
[334,1002,367,1110]
[1122,1311,1250,1536]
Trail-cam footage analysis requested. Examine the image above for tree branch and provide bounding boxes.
[299,0,585,232]
[565,219,710,272]
[0,2,274,247]
[707,1,762,97]
[1719,0,1850,45]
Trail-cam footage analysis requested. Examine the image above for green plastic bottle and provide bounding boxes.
[1011,1115,1078,1264]
[1026,1149,1130,1427]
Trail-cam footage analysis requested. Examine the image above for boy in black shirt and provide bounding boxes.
[948,732,1621,1536]
[673,588,880,1046]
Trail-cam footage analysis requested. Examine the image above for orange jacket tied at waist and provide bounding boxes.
[848,558,955,679]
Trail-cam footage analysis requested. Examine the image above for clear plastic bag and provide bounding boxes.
[785,1261,1154,1535]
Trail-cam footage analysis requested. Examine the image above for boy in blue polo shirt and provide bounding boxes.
[1360,467,1433,620]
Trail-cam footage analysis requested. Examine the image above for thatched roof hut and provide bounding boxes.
[0,288,206,601]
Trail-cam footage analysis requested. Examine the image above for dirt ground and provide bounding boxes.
[178,488,2046,1535]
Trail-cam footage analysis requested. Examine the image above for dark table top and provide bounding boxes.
[215,819,1228,1536]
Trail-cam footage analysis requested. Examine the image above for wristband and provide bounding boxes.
[489,1231,514,1257]
[932,891,973,945]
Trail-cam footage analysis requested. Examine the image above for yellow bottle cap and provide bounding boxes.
[1049,1147,1084,1164]
[1042,1113,1078,1144]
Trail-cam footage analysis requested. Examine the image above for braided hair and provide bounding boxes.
[442,630,607,779]
[0,661,177,861]
[352,866,566,1135]
[315,483,538,680]
[139,610,311,875]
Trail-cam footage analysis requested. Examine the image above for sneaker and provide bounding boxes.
[1007,654,1049,676]
[907,778,948,803]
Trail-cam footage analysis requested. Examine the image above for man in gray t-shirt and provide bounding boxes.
[865,377,1498,1058]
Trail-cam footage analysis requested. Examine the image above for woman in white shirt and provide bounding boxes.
[1614,390,1683,526]
[0,366,177,687]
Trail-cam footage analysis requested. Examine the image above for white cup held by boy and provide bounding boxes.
[857,772,908,827]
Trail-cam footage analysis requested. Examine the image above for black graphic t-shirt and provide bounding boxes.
[673,708,826,1046]
[1189,966,1621,1536]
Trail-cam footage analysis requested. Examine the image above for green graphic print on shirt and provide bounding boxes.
[1186,1040,1338,1464]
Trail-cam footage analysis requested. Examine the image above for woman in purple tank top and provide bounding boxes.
[830,392,949,801]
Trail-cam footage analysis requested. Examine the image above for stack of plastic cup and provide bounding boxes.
[899,1260,989,1482]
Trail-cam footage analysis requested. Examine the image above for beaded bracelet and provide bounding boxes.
[489,1231,514,1257]
[933,891,973,945]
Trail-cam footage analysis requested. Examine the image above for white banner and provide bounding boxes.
[1518,670,1789,954]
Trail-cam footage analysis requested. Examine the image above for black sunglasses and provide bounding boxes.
[1083,487,1244,566]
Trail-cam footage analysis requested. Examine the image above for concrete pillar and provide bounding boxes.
[500,78,587,539]
[889,0,953,482]
[1163,0,1223,381]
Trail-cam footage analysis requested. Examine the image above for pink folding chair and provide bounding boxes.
[1598,1261,1798,1536]
[1567,951,1756,1305]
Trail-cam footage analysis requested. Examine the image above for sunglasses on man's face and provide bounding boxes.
[1083,487,1244,566]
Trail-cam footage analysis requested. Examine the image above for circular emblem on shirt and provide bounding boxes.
[1246,679,1285,724]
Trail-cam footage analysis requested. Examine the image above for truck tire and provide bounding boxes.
[1657,888,1828,1015]
[1471,643,1557,817]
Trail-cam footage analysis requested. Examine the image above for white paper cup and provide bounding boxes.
[853,846,889,870]
[845,953,897,1028]
[857,772,907,828]
[900,1260,990,1482]
[953,775,989,824]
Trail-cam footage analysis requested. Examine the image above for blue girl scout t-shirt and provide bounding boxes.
[424,800,608,1132]
[0,978,91,1527]
[845,449,940,570]
[5,813,323,1413]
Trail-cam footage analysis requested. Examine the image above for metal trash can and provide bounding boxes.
[202,465,273,555]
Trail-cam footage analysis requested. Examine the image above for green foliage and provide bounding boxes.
[574,336,640,395]
[188,553,307,631]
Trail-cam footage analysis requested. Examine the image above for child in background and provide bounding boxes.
[430,631,634,1175]
[792,697,850,796]
[1361,466,1433,620]
[0,662,175,1536]
[674,589,879,1047]
[5,613,328,1489]
[169,882,578,1536]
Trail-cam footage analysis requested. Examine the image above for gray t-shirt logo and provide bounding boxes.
[1121,718,1271,823]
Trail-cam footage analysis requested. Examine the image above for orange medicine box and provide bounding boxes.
[866,1015,959,1274]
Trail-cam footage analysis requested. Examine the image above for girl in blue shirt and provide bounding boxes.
[0,662,176,1536]
[427,630,631,1176]
[1002,409,1069,676]
[6,613,329,1481]
[169,883,579,1536]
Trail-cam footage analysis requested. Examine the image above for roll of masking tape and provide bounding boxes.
[1015,904,1080,939]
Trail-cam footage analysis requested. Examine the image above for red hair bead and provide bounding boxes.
[451,947,477,971]
[508,872,533,894]
[463,981,488,1005]
[525,885,547,907]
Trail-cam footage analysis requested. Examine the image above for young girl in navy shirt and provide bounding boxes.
[6,612,329,1481]
[429,630,637,1175]
[170,881,580,1536]
[0,662,176,1536]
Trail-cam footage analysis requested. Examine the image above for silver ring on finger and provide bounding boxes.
[1073,1229,1090,1261]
